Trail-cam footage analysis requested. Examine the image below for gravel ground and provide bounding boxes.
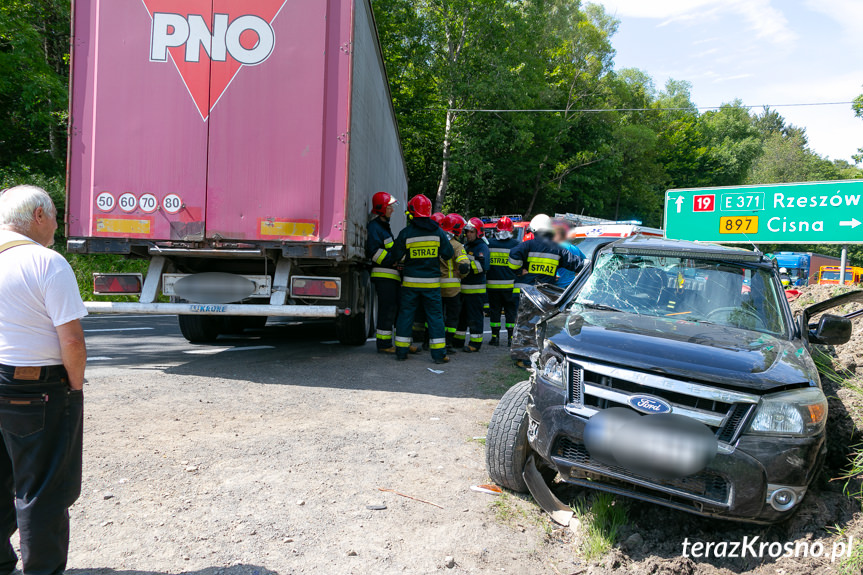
[54,325,580,575]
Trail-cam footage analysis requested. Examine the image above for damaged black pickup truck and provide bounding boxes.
[486,235,861,524]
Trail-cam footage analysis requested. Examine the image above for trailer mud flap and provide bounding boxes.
[523,455,573,526]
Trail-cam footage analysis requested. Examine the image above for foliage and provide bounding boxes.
[3,0,863,295]
[572,491,628,560]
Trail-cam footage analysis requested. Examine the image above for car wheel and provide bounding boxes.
[486,380,532,492]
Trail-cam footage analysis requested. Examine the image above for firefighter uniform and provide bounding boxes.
[441,238,471,351]
[487,235,519,345]
[385,217,454,361]
[367,215,400,351]
[508,236,582,290]
[455,237,490,352]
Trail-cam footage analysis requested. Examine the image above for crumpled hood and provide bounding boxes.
[546,309,819,392]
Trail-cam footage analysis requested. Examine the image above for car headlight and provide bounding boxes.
[747,387,828,436]
[539,344,565,388]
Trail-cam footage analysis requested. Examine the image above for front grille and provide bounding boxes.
[565,358,759,443]
[554,437,730,505]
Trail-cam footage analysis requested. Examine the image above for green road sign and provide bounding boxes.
[664,180,863,244]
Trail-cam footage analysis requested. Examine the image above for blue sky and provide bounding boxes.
[596,0,863,163]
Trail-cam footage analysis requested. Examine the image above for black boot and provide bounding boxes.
[489,335,500,347]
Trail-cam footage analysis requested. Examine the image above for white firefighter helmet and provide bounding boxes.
[529,213,553,234]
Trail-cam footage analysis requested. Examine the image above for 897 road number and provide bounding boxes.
[720,216,758,234]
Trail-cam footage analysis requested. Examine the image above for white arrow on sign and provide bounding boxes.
[675,196,684,214]
[840,218,861,229]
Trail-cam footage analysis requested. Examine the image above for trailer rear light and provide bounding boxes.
[290,277,341,299]
[93,273,142,295]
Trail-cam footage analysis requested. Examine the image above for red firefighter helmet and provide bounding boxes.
[496,216,515,232]
[407,194,433,218]
[445,214,466,235]
[431,212,446,226]
[371,192,397,216]
[467,217,485,237]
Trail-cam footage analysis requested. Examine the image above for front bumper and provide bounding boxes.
[528,375,826,524]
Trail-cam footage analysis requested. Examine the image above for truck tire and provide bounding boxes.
[222,316,268,334]
[336,270,373,345]
[178,315,222,343]
[486,380,532,493]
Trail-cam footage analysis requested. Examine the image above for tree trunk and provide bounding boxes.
[523,158,547,218]
[434,101,455,212]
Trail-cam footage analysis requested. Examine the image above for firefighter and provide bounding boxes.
[440,214,471,354]
[508,214,583,368]
[384,195,454,363]
[366,191,400,353]
[486,216,519,347]
[509,213,583,291]
[411,212,449,346]
[455,217,490,352]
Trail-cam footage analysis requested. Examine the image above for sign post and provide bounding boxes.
[664,180,863,244]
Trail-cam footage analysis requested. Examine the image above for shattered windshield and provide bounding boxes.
[573,252,789,336]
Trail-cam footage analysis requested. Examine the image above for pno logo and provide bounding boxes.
[141,0,289,120]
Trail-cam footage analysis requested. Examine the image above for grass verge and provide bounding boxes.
[571,492,627,561]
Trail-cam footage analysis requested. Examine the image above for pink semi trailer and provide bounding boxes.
[65,0,407,344]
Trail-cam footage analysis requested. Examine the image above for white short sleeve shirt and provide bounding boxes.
[0,230,88,366]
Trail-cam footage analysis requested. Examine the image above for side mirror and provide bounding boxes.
[809,314,852,346]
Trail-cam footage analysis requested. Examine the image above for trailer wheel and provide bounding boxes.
[222,316,268,334]
[178,315,222,343]
[336,271,373,346]
[486,380,532,493]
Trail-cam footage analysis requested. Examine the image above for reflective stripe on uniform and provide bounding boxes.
[395,336,412,348]
[528,251,561,261]
[454,331,467,338]
[461,285,486,294]
[406,235,440,245]
[508,257,523,270]
[455,254,470,263]
[487,279,514,289]
[373,248,388,264]
[384,237,394,248]
[376,329,393,338]
[445,327,457,333]
[471,260,484,273]
[403,276,441,289]
[429,338,446,350]
[469,335,483,343]
[441,278,461,286]
[505,323,515,329]
[489,322,501,328]
[372,267,401,281]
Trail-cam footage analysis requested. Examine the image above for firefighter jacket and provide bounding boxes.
[440,238,471,298]
[462,237,490,295]
[486,236,520,291]
[367,216,400,282]
[384,217,454,288]
[508,236,582,287]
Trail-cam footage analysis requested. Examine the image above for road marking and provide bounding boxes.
[184,345,274,355]
[88,357,114,361]
[84,327,155,333]
[840,218,861,228]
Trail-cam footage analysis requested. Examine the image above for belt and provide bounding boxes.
[0,364,67,382]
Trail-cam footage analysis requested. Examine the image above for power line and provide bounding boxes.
[442,101,856,113]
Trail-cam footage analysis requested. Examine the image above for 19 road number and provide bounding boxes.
[719,216,758,234]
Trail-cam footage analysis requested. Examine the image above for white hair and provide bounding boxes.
[0,185,57,230]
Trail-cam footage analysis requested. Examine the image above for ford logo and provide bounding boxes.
[628,395,672,414]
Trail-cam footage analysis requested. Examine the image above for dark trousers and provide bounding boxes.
[442,295,462,348]
[456,292,485,350]
[488,288,517,339]
[395,287,447,360]
[373,278,400,350]
[0,366,83,575]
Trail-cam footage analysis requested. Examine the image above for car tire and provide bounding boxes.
[178,315,222,343]
[486,380,532,493]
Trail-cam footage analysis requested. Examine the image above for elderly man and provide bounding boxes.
[0,185,87,575]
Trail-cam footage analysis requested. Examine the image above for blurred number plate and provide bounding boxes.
[719,216,758,234]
